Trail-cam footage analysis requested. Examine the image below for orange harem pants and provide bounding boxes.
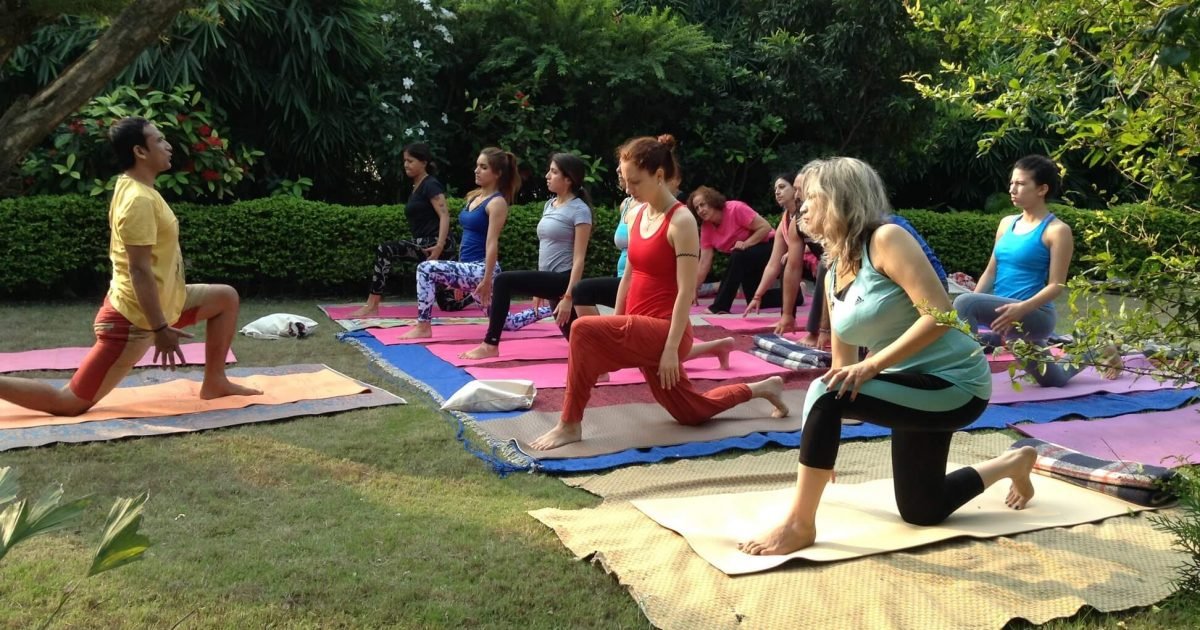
[562,315,752,424]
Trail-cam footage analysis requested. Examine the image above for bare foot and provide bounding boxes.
[199,378,262,400]
[751,376,789,418]
[459,343,499,360]
[711,337,735,369]
[347,306,379,318]
[816,330,831,350]
[738,519,816,555]
[529,422,583,450]
[797,332,820,348]
[1098,345,1123,380]
[1001,446,1037,510]
[398,322,433,340]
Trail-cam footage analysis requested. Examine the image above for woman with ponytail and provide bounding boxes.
[351,143,453,317]
[459,153,595,359]
[399,147,522,339]
[530,135,789,451]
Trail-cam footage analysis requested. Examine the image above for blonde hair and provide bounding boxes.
[804,157,889,273]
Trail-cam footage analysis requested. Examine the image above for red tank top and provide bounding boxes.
[626,202,685,319]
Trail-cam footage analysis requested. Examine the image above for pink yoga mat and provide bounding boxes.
[465,350,791,389]
[427,337,572,366]
[700,315,804,332]
[690,301,780,315]
[369,321,562,345]
[0,343,235,374]
[1013,405,1200,467]
[322,302,537,320]
[990,362,1176,404]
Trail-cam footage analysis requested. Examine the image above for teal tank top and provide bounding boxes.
[993,213,1054,303]
[830,237,992,400]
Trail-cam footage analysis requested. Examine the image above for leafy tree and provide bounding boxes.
[904,0,1200,210]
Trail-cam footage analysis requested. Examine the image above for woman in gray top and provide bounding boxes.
[459,153,594,360]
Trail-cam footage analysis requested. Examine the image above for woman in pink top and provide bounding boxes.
[690,186,777,314]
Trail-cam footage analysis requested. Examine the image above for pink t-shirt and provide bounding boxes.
[699,200,773,253]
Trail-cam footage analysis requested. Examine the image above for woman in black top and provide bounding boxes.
[352,143,455,317]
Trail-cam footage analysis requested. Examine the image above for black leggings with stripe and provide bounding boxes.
[801,372,989,526]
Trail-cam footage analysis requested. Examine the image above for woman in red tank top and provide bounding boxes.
[530,135,791,451]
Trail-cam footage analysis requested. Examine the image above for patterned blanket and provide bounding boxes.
[1011,437,1177,507]
[753,334,832,369]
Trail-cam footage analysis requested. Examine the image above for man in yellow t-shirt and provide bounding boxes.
[0,117,260,415]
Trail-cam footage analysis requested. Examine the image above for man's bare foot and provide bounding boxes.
[398,322,433,339]
[459,343,499,360]
[711,337,735,369]
[738,519,816,555]
[529,421,583,450]
[998,446,1037,509]
[749,376,789,418]
[199,378,262,400]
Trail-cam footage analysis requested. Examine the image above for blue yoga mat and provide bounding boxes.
[341,331,1198,474]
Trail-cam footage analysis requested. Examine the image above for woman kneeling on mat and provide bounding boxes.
[953,155,1119,386]
[690,186,777,314]
[530,135,789,451]
[740,157,1036,556]
[743,168,820,333]
[399,147,521,340]
[459,153,593,359]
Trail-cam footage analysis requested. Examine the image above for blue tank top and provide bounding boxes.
[830,235,991,401]
[458,192,502,263]
[993,213,1054,302]
[613,198,635,277]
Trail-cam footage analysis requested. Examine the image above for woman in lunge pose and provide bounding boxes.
[530,135,788,451]
[740,157,1037,556]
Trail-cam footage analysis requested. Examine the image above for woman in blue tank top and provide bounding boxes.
[952,155,1120,387]
[740,157,1038,557]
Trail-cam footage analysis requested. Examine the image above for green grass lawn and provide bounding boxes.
[0,297,1196,628]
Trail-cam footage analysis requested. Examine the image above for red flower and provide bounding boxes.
[201,169,221,182]
[514,90,525,100]
[192,142,207,153]
[205,136,224,147]
[176,113,188,122]
[197,125,212,137]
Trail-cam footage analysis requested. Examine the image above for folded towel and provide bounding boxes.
[1011,437,1177,507]
[751,348,826,371]
[753,334,832,368]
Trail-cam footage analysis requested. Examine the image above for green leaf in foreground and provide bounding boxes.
[0,483,92,562]
[0,467,19,505]
[88,492,152,576]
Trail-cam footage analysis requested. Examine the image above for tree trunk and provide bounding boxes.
[0,0,190,178]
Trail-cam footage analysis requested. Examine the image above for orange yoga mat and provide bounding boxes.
[0,369,369,429]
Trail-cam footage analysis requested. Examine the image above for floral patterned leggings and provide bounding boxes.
[414,260,551,327]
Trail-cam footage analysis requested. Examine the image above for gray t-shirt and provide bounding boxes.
[538,197,592,272]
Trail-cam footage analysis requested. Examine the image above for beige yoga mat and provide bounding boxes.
[632,468,1150,575]
[476,389,807,459]
[531,433,1184,629]
[0,368,369,429]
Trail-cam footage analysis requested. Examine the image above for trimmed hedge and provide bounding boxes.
[2,195,1195,297]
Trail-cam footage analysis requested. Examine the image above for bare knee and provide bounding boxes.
[55,388,95,417]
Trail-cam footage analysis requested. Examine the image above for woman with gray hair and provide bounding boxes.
[740,157,1037,556]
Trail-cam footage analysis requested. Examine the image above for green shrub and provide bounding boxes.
[5,194,1193,297]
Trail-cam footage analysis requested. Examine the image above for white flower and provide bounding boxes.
[385,134,394,141]
[380,13,394,23]
[418,128,425,136]
[419,120,429,127]
[402,77,414,90]
[405,128,414,136]
[434,24,453,44]
[412,39,422,50]
[441,113,448,124]
[400,94,414,104]
[419,0,432,11]
[440,8,455,19]
[380,102,390,112]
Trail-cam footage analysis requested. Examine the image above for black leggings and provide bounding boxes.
[485,270,576,345]
[571,276,621,308]
[806,262,829,335]
[367,236,456,296]
[711,241,793,313]
[801,372,989,526]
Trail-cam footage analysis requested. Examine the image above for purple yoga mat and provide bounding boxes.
[1013,404,1200,467]
[990,363,1178,404]
[464,350,791,389]
[368,321,562,345]
[0,343,235,374]
[427,337,572,366]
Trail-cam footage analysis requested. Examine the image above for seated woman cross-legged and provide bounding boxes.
[530,135,789,451]
[690,186,779,314]
[952,154,1120,386]
[739,157,1038,556]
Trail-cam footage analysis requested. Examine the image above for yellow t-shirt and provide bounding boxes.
[106,174,185,330]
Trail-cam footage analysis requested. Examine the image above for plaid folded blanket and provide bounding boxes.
[751,348,824,371]
[753,334,832,368]
[1011,437,1177,507]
